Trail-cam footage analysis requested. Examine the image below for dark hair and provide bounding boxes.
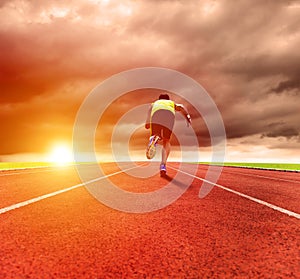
[159,93,170,100]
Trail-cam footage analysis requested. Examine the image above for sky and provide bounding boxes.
[0,0,299,163]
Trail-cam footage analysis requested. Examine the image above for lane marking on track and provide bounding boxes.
[197,165,300,184]
[171,167,300,220]
[0,164,141,215]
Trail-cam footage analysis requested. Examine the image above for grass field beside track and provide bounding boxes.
[200,162,300,171]
[0,162,54,170]
[0,162,299,171]
[0,162,101,170]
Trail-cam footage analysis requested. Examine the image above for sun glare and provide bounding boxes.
[49,144,73,166]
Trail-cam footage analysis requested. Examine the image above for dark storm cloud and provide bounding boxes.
[262,127,299,139]
[0,0,299,157]
[271,79,300,94]
[125,0,300,145]
[262,121,299,139]
[0,19,116,103]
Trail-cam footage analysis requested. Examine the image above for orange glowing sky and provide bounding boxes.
[0,0,299,163]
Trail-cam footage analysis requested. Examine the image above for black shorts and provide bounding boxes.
[150,110,175,140]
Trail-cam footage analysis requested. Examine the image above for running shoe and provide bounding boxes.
[160,163,167,177]
[146,135,160,159]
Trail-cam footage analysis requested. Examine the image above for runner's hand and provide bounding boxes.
[145,123,150,129]
[186,114,192,127]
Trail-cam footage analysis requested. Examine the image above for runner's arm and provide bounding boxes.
[145,104,152,129]
[175,104,192,126]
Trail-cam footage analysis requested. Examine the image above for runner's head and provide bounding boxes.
[159,93,170,100]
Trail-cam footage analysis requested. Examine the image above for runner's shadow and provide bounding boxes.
[161,174,188,189]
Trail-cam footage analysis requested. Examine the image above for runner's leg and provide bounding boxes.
[150,110,174,172]
[161,139,170,165]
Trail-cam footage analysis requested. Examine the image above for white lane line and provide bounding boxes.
[0,164,141,215]
[171,167,300,220]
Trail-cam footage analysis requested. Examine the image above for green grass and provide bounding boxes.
[0,162,58,170]
[0,161,101,170]
[1,161,299,171]
[199,162,300,171]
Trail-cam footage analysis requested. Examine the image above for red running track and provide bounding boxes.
[0,163,299,278]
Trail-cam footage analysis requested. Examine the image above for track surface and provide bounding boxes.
[0,163,299,278]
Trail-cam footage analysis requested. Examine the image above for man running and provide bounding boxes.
[145,93,192,176]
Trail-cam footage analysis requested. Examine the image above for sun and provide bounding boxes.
[48,144,73,166]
